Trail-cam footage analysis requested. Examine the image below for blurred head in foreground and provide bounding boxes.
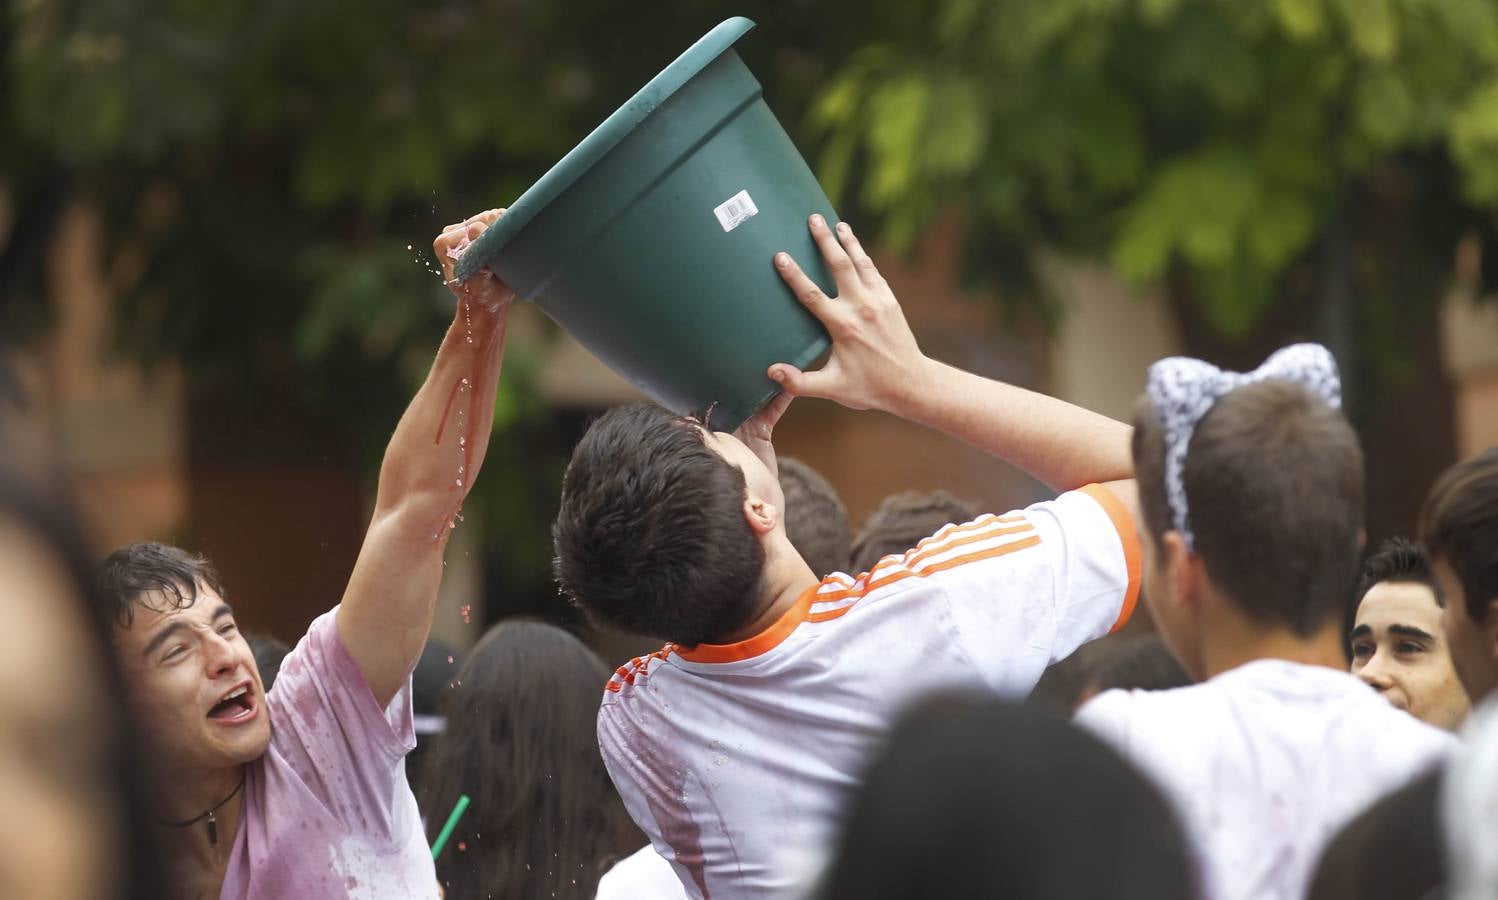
[0,471,168,900]
[816,691,1197,899]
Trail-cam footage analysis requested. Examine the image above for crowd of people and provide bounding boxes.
[3,208,1497,900]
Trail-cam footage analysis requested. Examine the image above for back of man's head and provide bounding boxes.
[777,458,851,579]
[1134,379,1364,636]
[851,490,980,574]
[1419,447,1498,698]
[553,403,765,645]
[95,541,226,631]
[1420,447,1498,625]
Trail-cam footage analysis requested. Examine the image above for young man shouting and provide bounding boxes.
[96,210,514,900]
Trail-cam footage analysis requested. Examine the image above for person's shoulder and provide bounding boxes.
[1075,681,1218,743]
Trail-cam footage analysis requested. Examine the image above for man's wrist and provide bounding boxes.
[876,355,946,419]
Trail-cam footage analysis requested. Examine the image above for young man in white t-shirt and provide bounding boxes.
[553,215,1144,899]
[1074,347,1458,900]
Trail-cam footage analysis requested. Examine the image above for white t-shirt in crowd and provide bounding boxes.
[1076,658,1459,900]
[595,845,689,900]
[598,486,1141,900]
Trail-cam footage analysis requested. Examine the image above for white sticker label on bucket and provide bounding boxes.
[714,190,759,233]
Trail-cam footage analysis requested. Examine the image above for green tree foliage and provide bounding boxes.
[0,0,883,599]
[812,0,1498,363]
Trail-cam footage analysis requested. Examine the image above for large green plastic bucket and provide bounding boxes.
[455,16,836,432]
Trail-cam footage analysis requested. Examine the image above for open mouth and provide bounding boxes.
[207,684,257,723]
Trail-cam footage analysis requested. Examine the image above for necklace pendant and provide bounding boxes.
[207,811,218,845]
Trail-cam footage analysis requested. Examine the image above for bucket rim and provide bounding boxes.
[455,16,757,282]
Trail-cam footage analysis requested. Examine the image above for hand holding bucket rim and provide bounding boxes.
[768,215,933,414]
[435,209,517,312]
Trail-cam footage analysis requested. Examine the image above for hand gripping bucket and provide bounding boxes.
[455,17,837,431]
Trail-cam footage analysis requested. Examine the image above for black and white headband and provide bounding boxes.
[1145,343,1342,550]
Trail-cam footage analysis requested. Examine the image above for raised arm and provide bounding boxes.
[336,210,515,707]
[768,215,1133,496]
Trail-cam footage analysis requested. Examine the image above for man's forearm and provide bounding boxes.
[370,300,509,539]
[885,359,1133,493]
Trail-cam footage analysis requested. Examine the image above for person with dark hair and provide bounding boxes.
[1420,446,1498,707]
[0,470,171,900]
[418,620,643,900]
[815,692,1198,900]
[95,210,517,900]
[1308,449,1498,900]
[405,638,463,788]
[1074,346,1457,900]
[1349,537,1469,730]
[849,489,979,574]
[1030,633,1192,713]
[560,216,1144,898]
[776,457,852,578]
[1087,633,1192,697]
[243,633,290,692]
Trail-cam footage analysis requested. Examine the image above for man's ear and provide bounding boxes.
[743,494,779,537]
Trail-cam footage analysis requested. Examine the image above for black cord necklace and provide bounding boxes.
[161,771,246,845]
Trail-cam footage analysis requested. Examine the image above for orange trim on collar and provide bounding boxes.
[676,584,820,664]
[1080,483,1143,633]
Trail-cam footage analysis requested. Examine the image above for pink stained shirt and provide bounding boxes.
[219,608,438,900]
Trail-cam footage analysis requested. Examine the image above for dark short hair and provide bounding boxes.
[1420,446,1498,624]
[1356,537,1434,605]
[1133,379,1365,636]
[850,490,980,574]
[778,458,851,578]
[816,692,1195,899]
[95,542,226,629]
[552,403,765,645]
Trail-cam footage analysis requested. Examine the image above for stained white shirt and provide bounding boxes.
[1077,659,1458,900]
[599,486,1141,900]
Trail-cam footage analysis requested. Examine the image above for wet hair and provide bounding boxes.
[1134,380,1365,636]
[816,692,1196,899]
[553,403,764,644]
[1420,447,1498,625]
[777,457,851,578]
[0,470,172,899]
[850,490,980,574]
[1355,538,1434,606]
[418,620,641,899]
[244,632,291,692]
[95,541,226,629]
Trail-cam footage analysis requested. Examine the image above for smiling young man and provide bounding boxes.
[95,210,515,900]
[1349,537,1470,731]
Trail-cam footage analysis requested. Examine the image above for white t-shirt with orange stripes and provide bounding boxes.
[597,485,1142,900]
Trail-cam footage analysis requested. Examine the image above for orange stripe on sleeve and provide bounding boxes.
[1080,483,1143,633]
[809,534,1043,621]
